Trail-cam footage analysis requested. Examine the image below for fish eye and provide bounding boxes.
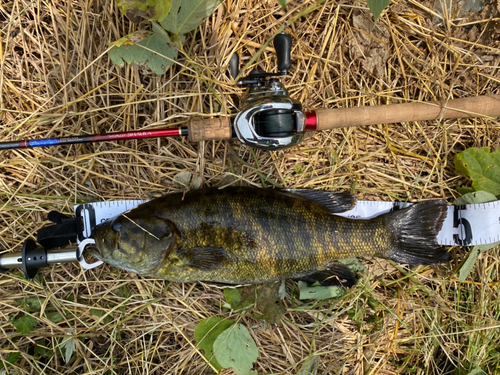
[112,222,123,232]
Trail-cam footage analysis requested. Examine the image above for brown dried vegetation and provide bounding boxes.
[1,0,500,373]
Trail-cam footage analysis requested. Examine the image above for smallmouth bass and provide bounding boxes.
[90,187,449,286]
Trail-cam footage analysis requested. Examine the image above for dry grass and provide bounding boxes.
[1,0,500,373]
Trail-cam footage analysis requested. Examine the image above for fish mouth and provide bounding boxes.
[83,242,103,261]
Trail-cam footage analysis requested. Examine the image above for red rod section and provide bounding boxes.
[0,128,187,151]
[304,111,317,131]
[89,129,183,142]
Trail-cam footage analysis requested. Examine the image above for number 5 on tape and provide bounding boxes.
[453,205,472,246]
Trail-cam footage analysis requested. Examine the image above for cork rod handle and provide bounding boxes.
[187,117,233,142]
[314,95,500,131]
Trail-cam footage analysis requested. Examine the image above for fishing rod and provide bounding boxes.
[1,33,500,152]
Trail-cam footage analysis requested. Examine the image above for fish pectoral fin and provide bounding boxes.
[283,189,356,213]
[299,263,357,287]
[177,247,228,271]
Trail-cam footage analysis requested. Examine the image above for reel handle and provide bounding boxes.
[229,53,239,80]
[274,33,292,73]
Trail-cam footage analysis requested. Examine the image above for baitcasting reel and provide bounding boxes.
[231,33,306,150]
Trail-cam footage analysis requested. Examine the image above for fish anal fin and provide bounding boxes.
[177,247,228,271]
[299,263,357,287]
[284,189,356,213]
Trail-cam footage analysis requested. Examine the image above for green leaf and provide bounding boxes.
[108,30,178,75]
[90,308,113,324]
[35,340,54,357]
[454,191,498,205]
[276,0,287,8]
[454,191,500,281]
[0,352,21,370]
[457,186,476,196]
[224,287,249,310]
[213,324,259,375]
[116,0,172,23]
[160,0,221,37]
[45,311,64,324]
[17,297,43,313]
[366,0,391,22]
[297,259,363,300]
[454,147,500,197]
[60,335,76,364]
[115,286,132,299]
[458,243,498,282]
[338,257,366,274]
[194,317,235,370]
[224,283,286,325]
[253,282,287,325]
[12,315,37,334]
[298,281,345,300]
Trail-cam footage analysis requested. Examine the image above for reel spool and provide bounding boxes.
[232,33,306,150]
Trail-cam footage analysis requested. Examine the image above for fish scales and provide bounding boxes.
[91,187,450,286]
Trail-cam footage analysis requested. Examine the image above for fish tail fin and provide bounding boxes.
[381,200,450,265]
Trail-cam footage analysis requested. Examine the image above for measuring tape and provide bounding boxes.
[75,199,500,247]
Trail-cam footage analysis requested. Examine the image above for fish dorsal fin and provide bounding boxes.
[299,262,357,287]
[284,189,356,214]
[177,247,228,271]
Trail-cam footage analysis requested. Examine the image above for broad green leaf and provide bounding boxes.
[160,0,221,37]
[454,191,500,281]
[457,186,477,196]
[454,147,500,197]
[60,335,76,364]
[454,191,498,205]
[224,287,249,310]
[213,324,258,375]
[366,0,391,22]
[108,30,178,75]
[0,352,21,370]
[17,297,43,313]
[12,315,37,334]
[194,317,235,370]
[276,0,287,8]
[298,281,345,300]
[116,0,172,23]
[45,311,64,324]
